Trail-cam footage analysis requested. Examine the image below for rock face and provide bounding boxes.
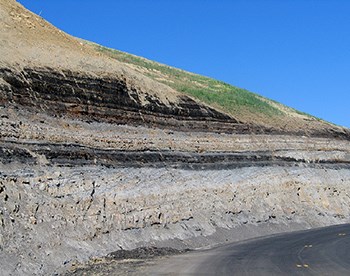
[2,108,350,276]
[1,1,350,275]
[0,67,239,131]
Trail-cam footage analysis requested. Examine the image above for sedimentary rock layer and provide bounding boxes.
[1,67,349,138]
[0,67,240,131]
[1,50,350,276]
[1,104,350,275]
[2,141,350,170]
[2,164,350,275]
[1,1,350,275]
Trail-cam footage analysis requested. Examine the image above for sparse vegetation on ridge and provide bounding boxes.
[90,43,284,117]
[80,40,332,130]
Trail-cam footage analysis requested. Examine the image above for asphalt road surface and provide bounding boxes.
[146,224,350,275]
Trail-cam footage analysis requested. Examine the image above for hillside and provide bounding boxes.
[0,0,348,137]
[86,41,348,137]
[1,1,350,275]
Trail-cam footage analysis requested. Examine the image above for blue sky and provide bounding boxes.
[18,0,350,127]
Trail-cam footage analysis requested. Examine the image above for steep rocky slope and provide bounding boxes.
[1,0,350,275]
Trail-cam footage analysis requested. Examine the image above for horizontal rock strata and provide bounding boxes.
[1,2,350,274]
[1,165,350,275]
[2,142,350,170]
[1,103,350,275]
[0,67,242,132]
[1,67,349,138]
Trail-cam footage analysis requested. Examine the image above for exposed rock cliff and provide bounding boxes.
[1,0,350,275]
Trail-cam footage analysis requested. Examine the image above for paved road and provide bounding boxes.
[146,224,350,275]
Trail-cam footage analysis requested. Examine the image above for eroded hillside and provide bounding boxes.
[1,0,350,275]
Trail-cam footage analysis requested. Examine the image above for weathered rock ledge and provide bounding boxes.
[1,64,350,275]
[1,66,349,139]
[1,1,350,274]
[1,164,350,275]
[0,66,241,132]
[2,141,350,170]
[1,102,350,275]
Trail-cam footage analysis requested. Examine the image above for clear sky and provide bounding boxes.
[18,0,350,127]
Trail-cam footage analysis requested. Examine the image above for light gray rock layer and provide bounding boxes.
[1,164,350,275]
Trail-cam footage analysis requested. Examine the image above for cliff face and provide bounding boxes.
[2,109,350,275]
[1,0,350,275]
[0,66,241,133]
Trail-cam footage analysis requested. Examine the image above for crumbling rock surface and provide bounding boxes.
[1,75,350,275]
[1,164,350,275]
[1,66,350,139]
[0,67,240,132]
[1,0,350,275]
[1,106,350,275]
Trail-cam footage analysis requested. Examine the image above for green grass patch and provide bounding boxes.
[90,43,294,117]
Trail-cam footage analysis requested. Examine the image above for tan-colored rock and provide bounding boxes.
[0,1,350,275]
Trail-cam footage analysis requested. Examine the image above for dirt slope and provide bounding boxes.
[0,0,195,113]
[0,0,348,137]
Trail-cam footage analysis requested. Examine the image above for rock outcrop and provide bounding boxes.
[1,0,350,275]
